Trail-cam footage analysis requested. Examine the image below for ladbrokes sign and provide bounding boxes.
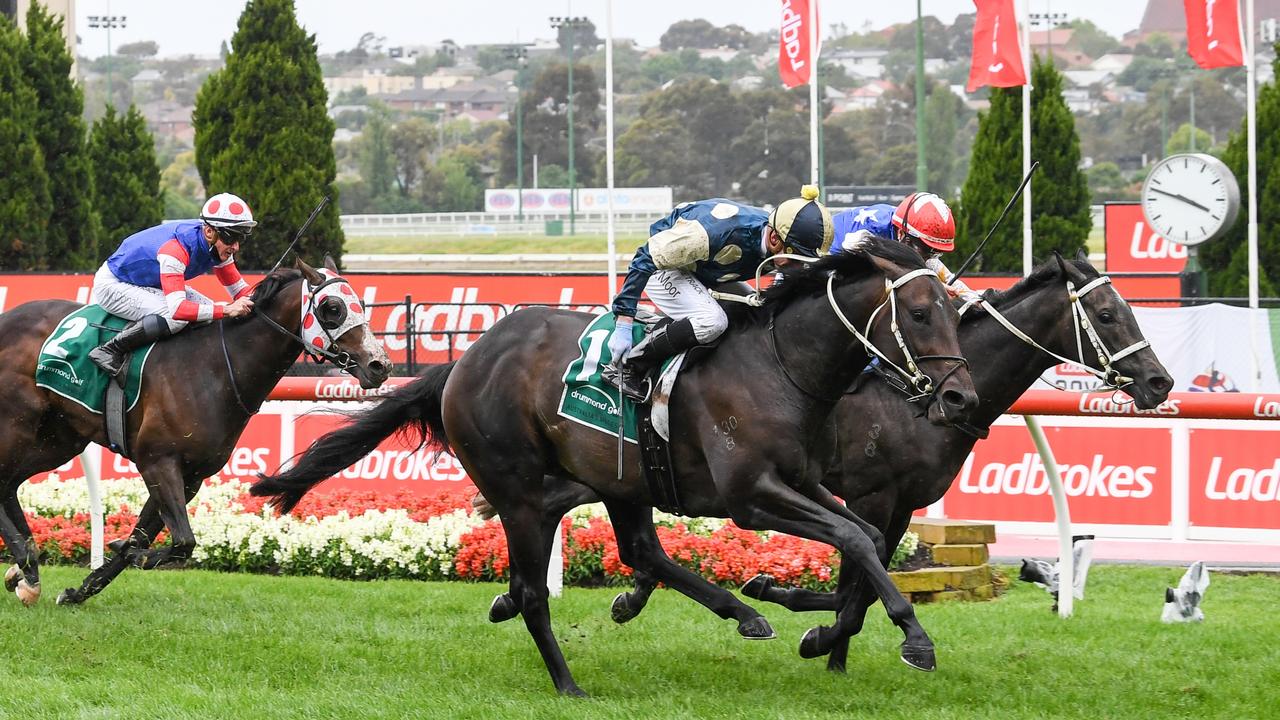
[1105,202,1188,273]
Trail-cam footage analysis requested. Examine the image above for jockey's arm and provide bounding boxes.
[157,239,226,322]
[213,256,251,300]
[612,245,657,318]
[925,256,979,299]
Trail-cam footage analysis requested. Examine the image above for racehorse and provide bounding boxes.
[253,237,980,696]
[0,258,391,607]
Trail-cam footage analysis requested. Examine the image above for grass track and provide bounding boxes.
[2,565,1276,719]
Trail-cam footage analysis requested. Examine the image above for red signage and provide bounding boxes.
[98,413,282,482]
[1188,428,1280,529]
[1105,203,1188,274]
[944,424,1172,525]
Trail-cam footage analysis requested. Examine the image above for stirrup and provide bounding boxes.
[603,364,652,403]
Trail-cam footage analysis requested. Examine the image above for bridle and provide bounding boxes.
[958,274,1149,390]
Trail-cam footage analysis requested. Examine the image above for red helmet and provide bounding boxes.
[892,192,955,253]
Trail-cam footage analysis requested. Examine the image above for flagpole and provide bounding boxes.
[605,0,617,300]
[1021,0,1033,278]
[1246,0,1259,309]
[808,0,820,185]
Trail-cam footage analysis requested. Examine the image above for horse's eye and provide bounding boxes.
[1098,310,1114,324]
[910,309,927,323]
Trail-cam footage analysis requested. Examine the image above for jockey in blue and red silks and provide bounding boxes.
[88,192,258,378]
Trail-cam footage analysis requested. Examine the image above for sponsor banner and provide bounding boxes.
[966,0,1028,93]
[1131,303,1280,393]
[944,424,1172,525]
[1189,428,1280,530]
[778,0,818,89]
[1105,203,1188,273]
[483,187,673,215]
[98,414,282,482]
[290,411,470,495]
[1009,390,1280,420]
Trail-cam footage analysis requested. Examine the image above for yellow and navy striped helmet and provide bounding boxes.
[768,185,834,257]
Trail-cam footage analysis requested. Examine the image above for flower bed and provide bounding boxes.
[11,477,918,590]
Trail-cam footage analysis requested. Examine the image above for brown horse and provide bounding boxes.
[254,237,979,696]
[0,258,390,607]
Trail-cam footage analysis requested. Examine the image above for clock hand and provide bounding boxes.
[1150,187,1211,213]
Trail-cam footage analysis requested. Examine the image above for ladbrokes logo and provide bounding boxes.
[1077,394,1182,416]
[331,447,467,482]
[958,452,1156,498]
[313,380,397,400]
[1253,396,1280,418]
[1203,457,1280,502]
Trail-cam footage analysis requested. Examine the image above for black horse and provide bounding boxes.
[254,237,979,696]
[0,258,391,606]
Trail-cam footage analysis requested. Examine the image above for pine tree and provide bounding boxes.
[22,2,101,270]
[88,104,164,253]
[193,0,342,270]
[0,16,51,270]
[956,57,1091,271]
[1205,47,1280,297]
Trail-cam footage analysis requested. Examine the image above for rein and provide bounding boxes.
[251,275,360,374]
[957,275,1149,391]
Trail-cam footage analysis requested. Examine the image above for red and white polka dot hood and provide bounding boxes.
[300,269,366,355]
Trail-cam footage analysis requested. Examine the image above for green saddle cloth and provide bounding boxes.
[557,313,677,444]
[35,305,153,414]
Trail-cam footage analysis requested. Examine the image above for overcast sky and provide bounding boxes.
[75,1,1152,59]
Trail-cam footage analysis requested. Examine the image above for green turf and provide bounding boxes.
[2,565,1275,719]
[343,234,647,256]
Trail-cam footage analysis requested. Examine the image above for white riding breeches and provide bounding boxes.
[644,269,728,344]
[90,263,213,333]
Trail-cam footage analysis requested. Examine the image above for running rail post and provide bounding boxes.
[82,445,104,570]
[1023,415,1073,618]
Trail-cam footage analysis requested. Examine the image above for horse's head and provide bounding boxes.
[295,256,393,389]
[1048,250,1172,408]
[859,244,979,426]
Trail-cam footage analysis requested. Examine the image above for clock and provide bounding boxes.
[1140,153,1241,246]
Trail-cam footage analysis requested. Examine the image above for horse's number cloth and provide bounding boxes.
[558,313,676,443]
[35,305,152,414]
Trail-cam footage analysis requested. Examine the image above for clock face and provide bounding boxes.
[1140,153,1241,246]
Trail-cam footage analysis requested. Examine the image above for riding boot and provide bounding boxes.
[619,318,702,401]
[89,314,173,379]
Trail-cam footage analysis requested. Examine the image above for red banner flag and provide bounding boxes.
[779,0,818,89]
[1184,0,1245,68]
[966,0,1028,93]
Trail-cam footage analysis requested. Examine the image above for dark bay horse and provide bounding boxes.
[254,237,979,695]
[0,258,390,607]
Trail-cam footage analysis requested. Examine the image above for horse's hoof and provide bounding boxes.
[108,539,129,555]
[799,626,829,659]
[557,684,589,698]
[3,565,19,593]
[488,593,519,623]
[15,580,40,607]
[741,574,775,600]
[900,642,937,672]
[826,657,847,674]
[737,616,776,640]
[610,592,640,624]
[56,588,84,606]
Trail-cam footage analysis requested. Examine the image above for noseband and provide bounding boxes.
[958,275,1150,390]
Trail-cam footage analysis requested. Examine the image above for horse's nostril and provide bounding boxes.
[1149,375,1173,394]
[369,360,388,376]
[942,389,970,409]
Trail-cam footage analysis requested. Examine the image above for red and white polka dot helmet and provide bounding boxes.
[200,193,258,232]
[891,192,956,253]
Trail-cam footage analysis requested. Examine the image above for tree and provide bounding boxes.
[1065,20,1120,58]
[925,83,966,196]
[116,40,159,58]
[358,103,394,198]
[88,105,164,254]
[388,116,435,198]
[556,19,602,54]
[498,62,600,187]
[0,16,51,270]
[1206,48,1280,297]
[193,0,342,270]
[22,3,101,270]
[956,57,1090,271]
[1165,122,1213,155]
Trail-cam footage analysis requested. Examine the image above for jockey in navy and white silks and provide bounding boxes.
[88,193,258,378]
[831,192,976,298]
[607,185,834,400]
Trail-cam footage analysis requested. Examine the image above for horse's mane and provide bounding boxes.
[249,268,303,307]
[726,235,927,328]
[960,255,1099,322]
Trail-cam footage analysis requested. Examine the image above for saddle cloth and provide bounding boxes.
[557,313,681,443]
[34,305,152,414]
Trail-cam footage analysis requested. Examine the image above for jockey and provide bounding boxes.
[608,185,834,400]
[831,191,976,298]
[88,193,258,378]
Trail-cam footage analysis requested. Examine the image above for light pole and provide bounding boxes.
[87,10,127,109]
[505,45,529,222]
[550,15,589,236]
[914,0,927,190]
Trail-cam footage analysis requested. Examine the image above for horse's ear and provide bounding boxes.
[324,254,339,274]
[1053,250,1070,278]
[295,257,324,285]
[1076,247,1090,263]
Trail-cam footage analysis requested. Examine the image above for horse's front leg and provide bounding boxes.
[720,469,934,672]
[0,491,41,606]
[133,458,198,569]
[57,497,165,605]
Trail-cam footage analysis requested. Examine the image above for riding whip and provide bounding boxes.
[949,161,1039,285]
[269,194,332,274]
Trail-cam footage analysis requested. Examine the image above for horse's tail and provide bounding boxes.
[250,362,455,514]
